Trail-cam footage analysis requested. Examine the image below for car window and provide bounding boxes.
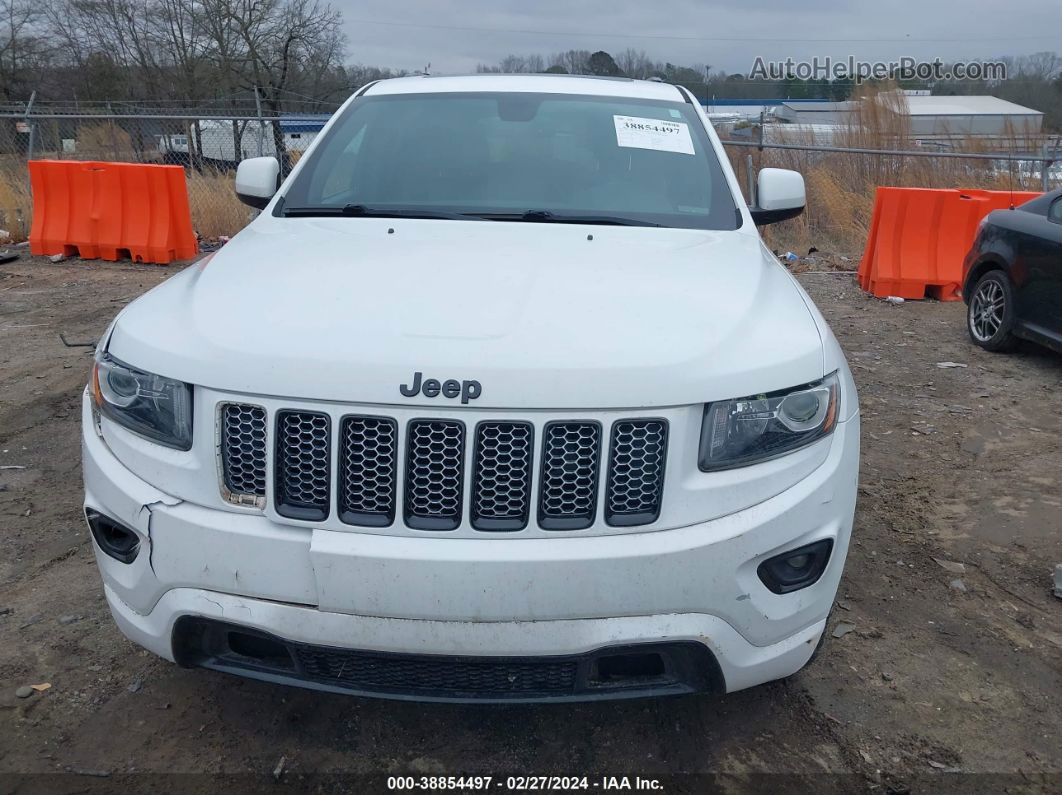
[282,92,739,230]
[320,126,367,201]
[1049,197,1062,224]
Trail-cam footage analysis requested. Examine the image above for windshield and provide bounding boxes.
[280,91,739,230]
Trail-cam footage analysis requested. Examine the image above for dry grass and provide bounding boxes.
[185,169,254,240]
[74,122,136,161]
[0,166,32,241]
[747,151,1037,256]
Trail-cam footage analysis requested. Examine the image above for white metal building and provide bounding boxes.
[883,95,1043,136]
[763,123,847,146]
[776,101,860,125]
[157,115,331,165]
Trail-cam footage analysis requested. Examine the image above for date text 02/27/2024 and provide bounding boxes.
[385,775,665,791]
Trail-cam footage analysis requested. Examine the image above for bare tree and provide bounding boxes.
[154,0,206,99]
[57,0,166,98]
[551,49,591,76]
[346,63,407,85]
[498,54,528,73]
[1015,51,1062,80]
[219,0,345,170]
[478,54,547,74]
[9,5,1062,139]
[524,53,545,73]
[0,0,48,99]
[616,48,652,80]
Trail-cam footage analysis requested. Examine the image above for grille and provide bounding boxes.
[471,421,533,531]
[225,403,669,531]
[606,420,668,526]
[538,421,602,530]
[338,416,398,527]
[219,403,267,504]
[274,410,331,521]
[295,647,577,697]
[405,420,465,530]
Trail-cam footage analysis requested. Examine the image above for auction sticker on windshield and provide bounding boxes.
[613,115,695,155]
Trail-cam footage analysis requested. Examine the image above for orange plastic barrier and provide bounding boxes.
[858,187,1040,301]
[29,160,198,265]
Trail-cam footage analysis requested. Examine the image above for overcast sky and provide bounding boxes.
[337,0,1062,76]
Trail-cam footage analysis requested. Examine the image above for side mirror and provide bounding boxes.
[235,157,280,209]
[750,168,805,225]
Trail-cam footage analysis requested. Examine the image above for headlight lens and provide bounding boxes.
[91,353,193,450]
[699,373,839,471]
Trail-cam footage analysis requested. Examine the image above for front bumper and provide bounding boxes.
[115,596,821,701]
[84,393,858,699]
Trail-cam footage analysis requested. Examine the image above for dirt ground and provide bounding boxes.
[1,254,1060,793]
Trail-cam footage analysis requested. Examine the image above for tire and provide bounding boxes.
[967,270,1019,352]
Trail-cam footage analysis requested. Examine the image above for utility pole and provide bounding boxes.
[254,86,265,157]
[1042,142,1052,194]
[24,90,37,163]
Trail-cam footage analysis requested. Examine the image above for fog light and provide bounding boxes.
[85,509,141,564]
[757,539,833,594]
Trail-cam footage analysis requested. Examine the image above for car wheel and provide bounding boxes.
[968,271,1018,352]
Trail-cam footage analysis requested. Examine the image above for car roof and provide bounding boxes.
[1018,187,1062,214]
[362,73,688,102]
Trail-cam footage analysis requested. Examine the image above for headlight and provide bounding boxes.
[91,353,193,450]
[699,373,839,471]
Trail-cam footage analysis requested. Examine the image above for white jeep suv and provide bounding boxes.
[83,74,859,702]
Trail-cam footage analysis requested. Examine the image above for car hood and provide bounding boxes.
[107,218,825,409]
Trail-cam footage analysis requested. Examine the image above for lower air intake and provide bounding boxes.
[296,647,578,696]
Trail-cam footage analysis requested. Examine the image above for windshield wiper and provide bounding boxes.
[283,204,660,226]
[470,210,661,227]
[282,204,470,220]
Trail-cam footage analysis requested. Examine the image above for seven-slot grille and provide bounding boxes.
[219,406,667,531]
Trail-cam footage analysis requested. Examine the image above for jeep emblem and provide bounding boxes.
[399,372,482,404]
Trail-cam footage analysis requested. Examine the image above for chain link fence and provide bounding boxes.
[719,133,1061,252]
[0,110,1058,253]
[0,112,331,244]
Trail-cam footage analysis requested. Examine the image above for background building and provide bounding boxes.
[776,100,860,125]
[881,95,1044,137]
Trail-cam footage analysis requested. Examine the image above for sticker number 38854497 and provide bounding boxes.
[613,115,695,155]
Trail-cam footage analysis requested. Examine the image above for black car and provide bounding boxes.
[962,188,1062,353]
